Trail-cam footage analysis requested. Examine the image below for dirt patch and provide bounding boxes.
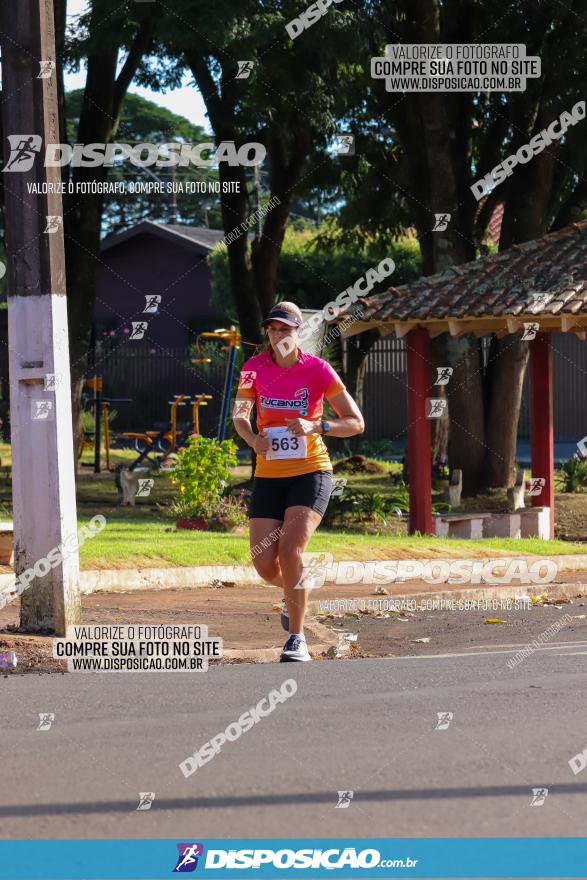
[0,634,66,674]
[319,596,587,658]
[553,493,587,542]
[332,455,387,475]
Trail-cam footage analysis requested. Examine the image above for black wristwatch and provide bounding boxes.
[321,420,331,435]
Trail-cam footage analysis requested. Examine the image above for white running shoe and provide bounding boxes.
[280,634,312,662]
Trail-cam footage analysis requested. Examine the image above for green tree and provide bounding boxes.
[65,90,221,235]
[159,0,368,351]
[332,0,587,492]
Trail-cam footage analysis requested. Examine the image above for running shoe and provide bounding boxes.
[280,634,312,662]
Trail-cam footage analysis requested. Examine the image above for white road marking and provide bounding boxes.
[396,642,587,660]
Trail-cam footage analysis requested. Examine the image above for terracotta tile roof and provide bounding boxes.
[346,221,587,326]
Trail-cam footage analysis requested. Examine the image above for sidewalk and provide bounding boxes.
[1,569,586,671]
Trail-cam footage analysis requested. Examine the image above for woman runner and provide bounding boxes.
[233,301,365,661]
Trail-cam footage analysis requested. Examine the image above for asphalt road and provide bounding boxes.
[2,644,587,842]
[326,600,587,657]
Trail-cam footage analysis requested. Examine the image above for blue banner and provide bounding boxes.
[1,838,587,879]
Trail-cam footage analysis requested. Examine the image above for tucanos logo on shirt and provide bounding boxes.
[260,387,309,416]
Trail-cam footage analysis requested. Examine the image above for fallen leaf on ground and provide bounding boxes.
[411,637,431,643]
[485,617,505,624]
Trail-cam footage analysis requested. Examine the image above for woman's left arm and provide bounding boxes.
[319,389,365,437]
[286,390,364,438]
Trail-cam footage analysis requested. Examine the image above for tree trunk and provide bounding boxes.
[433,334,486,494]
[60,14,154,462]
[484,336,529,487]
[343,329,379,408]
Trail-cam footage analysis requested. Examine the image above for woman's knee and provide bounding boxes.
[253,555,280,582]
[278,541,304,570]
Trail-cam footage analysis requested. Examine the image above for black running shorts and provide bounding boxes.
[249,470,333,520]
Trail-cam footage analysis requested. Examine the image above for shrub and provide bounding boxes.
[169,435,238,513]
[557,457,587,493]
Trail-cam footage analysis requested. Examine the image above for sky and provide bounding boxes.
[65,0,211,132]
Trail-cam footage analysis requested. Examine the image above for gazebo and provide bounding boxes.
[337,221,587,539]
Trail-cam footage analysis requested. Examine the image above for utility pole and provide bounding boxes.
[1,0,82,633]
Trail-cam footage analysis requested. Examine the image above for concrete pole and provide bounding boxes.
[1,0,82,633]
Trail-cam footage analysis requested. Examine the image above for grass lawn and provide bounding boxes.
[77,514,587,569]
[0,447,585,568]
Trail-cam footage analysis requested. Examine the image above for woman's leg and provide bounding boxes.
[248,517,285,588]
[278,505,323,634]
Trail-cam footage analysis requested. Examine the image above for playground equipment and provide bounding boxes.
[83,376,132,473]
[191,393,213,435]
[123,393,189,456]
[192,326,241,441]
[120,392,214,472]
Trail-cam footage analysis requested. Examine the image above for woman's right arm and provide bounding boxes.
[232,396,269,454]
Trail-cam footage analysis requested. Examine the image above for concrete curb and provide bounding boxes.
[222,619,339,663]
[1,552,586,597]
